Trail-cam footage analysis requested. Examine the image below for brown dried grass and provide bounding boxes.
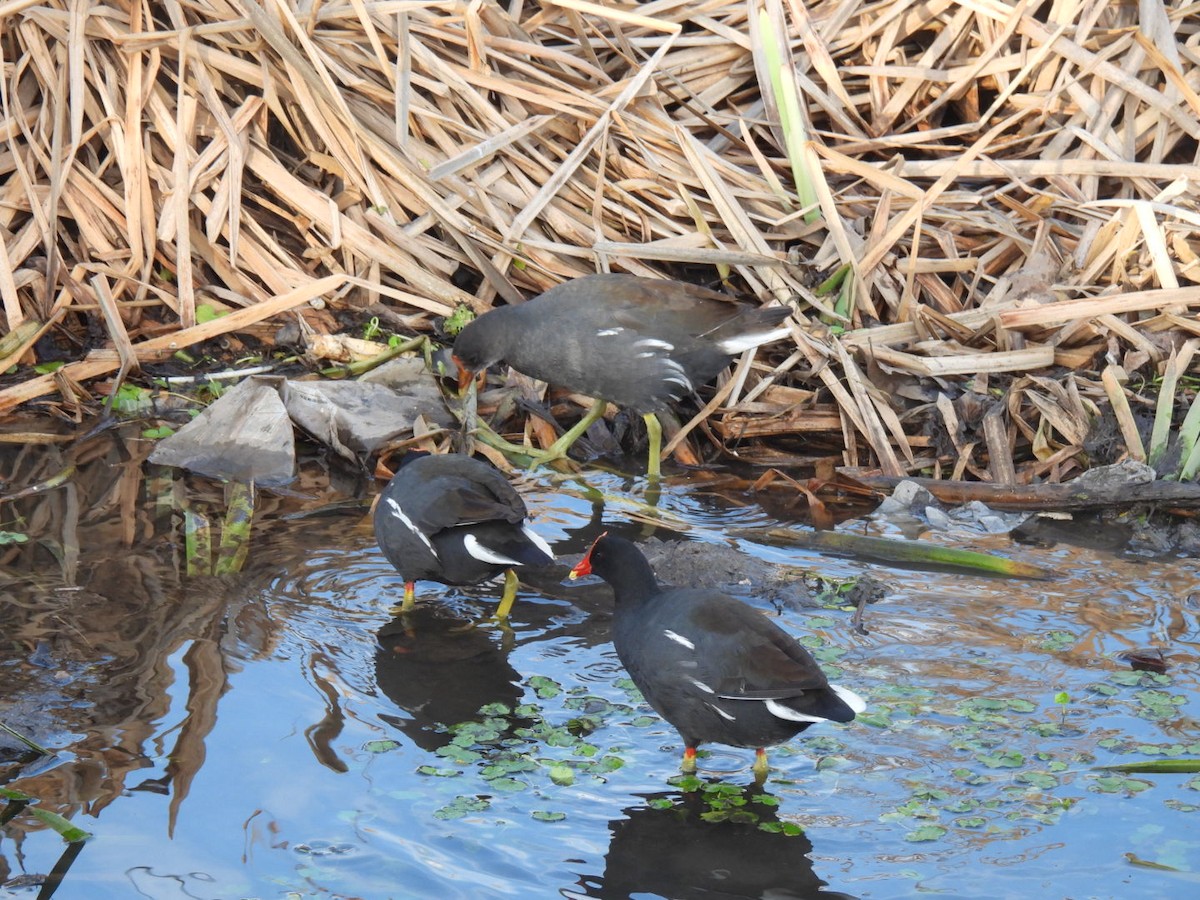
[1,0,1199,483]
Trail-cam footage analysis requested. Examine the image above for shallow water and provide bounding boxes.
[2,450,1199,900]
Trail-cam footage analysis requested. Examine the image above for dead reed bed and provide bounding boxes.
[1,0,1199,484]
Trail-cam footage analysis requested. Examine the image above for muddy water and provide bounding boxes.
[2,438,1199,899]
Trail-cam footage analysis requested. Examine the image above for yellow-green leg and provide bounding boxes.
[643,413,663,481]
[681,746,698,773]
[535,397,608,468]
[401,580,416,612]
[752,748,769,784]
[470,399,607,472]
[494,569,520,620]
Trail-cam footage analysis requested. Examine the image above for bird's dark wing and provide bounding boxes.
[419,474,526,532]
[685,597,831,698]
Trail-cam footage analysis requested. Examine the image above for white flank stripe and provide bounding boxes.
[521,525,555,561]
[386,498,436,557]
[462,534,520,566]
[662,359,693,393]
[717,326,792,355]
[764,698,828,724]
[708,702,736,721]
[634,338,674,352]
[688,678,715,694]
[663,629,695,650]
[832,684,867,713]
[596,327,623,336]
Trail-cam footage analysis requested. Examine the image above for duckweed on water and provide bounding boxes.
[1090,776,1153,795]
[1038,630,1078,652]
[386,636,1194,851]
[433,796,490,820]
[863,651,1200,849]
[364,739,400,753]
[396,675,639,822]
[905,824,949,842]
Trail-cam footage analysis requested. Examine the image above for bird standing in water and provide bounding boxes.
[374,452,554,619]
[570,532,863,781]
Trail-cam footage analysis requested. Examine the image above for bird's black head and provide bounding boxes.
[569,532,658,598]
[450,318,500,374]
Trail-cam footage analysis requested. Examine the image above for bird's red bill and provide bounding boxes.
[452,355,479,393]
[568,532,607,580]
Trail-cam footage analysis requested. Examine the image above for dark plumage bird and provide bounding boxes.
[569,533,864,780]
[452,273,792,478]
[373,452,554,618]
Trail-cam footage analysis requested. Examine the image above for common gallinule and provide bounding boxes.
[374,452,555,618]
[569,533,864,780]
[452,273,792,479]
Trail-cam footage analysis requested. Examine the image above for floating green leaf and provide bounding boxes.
[433,796,490,820]
[484,777,527,793]
[1039,631,1076,652]
[481,758,537,779]
[910,787,951,802]
[904,825,948,842]
[529,675,561,699]
[531,810,566,822]
[416,766,461,777]
[579,755,624,776]
[1090,776,1153,794]
[1016,771,1060,790]
[668,774,704,792]
[363,740,400,754]
[435,745,482,764]
[977,750,1025,769]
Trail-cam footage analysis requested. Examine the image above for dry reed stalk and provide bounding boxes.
[0,1,1196,482]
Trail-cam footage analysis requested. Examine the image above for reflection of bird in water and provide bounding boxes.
[577,786,858,899]
[373,606,527,753]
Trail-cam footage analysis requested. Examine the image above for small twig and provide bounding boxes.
[0,720,54,756]
[850,591,869,636]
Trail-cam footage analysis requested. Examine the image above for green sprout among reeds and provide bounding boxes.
[757,7,817,223]
[1146,354,1200,481]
